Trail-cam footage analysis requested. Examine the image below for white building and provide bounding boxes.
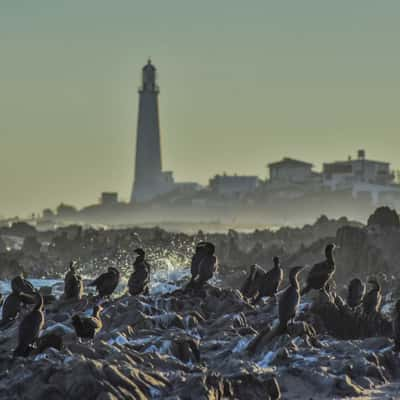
[209,174,260,198]
[323,150,394,191]
[322,150,399,205]
[267,158,316,184]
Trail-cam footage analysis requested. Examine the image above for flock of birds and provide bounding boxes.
[240,243,400,348]
[1,241,400,359]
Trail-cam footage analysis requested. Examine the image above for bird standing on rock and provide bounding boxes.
[11,276,36,305]
[278,266,303,329]
[301,244,336,296]
[89,267,120,298]
[240,264,266,299]
[128,248,151,296]
[1,292,23,323]
[362,279,382,316]
[347,278,366,310]
[64,261,83,300]
[254,256,283,303]
[72,304,103,340]
[13,292,45,357]
[190,242,217,288]
[188,242,207,287]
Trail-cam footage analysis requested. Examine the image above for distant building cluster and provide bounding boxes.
[209,174,260,198]
[264,150,399,205]
[38,61,400,223]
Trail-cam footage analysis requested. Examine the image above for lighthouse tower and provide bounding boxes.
[131,60,171,203]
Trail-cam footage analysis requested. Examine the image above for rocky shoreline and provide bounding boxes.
[1,207,400,399]
[1,281,400,399]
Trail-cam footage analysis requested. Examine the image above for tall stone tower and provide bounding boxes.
[131,60,167,203]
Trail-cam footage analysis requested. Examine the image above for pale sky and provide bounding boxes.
[1,1,399,217]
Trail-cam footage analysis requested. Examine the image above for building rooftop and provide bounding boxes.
[323,159,390,166]
[211,174,259,181]
[268,158,313,168]
[324,150,390,167]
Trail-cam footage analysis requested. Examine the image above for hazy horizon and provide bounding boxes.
[1,1,400,217]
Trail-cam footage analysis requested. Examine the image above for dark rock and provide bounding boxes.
[36,333,63,352]
[368,207,400,229]
[333,375,364,397]
[103,365,147,400]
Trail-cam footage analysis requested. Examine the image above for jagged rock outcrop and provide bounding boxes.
[305,292,392,339]
[1,281,400,399]
[368,206,400,229]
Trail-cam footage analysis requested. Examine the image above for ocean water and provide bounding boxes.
[0,260,191,299]
[0,279,64,297]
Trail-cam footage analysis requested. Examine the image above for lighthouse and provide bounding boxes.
[131,60,172,203]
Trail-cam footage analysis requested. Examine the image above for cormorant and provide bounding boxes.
[11,276,35,305]
[89,267,120,298]
[278,266,303,329]
[192,242,217,288]
[2,292,22,322]
[254,256,284,302]
[301,244,336,295]
[188,242,207,287]
[13,292,44,357]
[241,264,265,299]
[128,248,151,296]
[393,299,400,352]
[347,278,366,309]
[64,261,83,300]
[362,279,382,316]
[72,305,103,340]
[1,291,35,326]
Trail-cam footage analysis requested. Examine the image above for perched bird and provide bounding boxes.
[13,292,45,357]
[1,291,37,327]
[11,276,36,305]
[254,256,284,302]
[72,305,103,340]
[392,300,400,352]
[301,244,336,295]
[2,292,21,322]
[11,276,34,294]
[278,266,303,329]
[64,261,83,300]
[240,264,266,299]
[362,279,382,316]
[189,242,207,286]
[89,267,119,298]
[128,248,151,296]
[347,278,366,309]
[193,242,217,288]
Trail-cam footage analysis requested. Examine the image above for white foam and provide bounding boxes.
[108,334,129,346]
[293,354,319,363]
[144,340,172,355]
[34,353,49,361]
[149,387,162,399]
[144,344,160,353]
[232,337,252,353]
[257,351,277,367]
[128,337,155,346]
[42,322,74,335]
